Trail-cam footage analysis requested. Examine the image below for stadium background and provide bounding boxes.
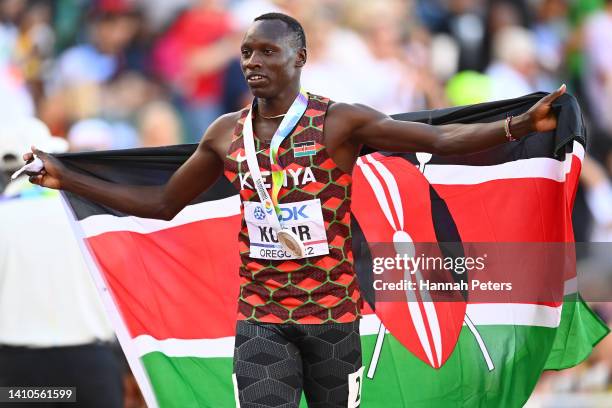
[0,0,611,407]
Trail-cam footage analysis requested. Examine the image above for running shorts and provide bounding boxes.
[233,320,363,408]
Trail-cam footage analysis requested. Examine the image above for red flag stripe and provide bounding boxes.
[86,215,242,340]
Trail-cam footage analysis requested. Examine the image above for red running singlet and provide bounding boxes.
[223,93,362,324]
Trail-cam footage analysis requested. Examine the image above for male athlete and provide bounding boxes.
[25,13,566,408]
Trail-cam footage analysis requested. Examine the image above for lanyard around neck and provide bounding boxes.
[242,89,309,228]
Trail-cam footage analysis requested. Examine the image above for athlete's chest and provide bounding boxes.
[252,119,281,143]
[225,132,324,193]
[224,95,340,194]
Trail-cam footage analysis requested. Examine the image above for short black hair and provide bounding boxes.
[254,12,306,49]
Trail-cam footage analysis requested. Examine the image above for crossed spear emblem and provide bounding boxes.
[360,152,495,379]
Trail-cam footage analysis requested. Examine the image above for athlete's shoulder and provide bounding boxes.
[324,102,388,148]
[327,101,355,115]
[326,102,379,125]
[307,92,332,104]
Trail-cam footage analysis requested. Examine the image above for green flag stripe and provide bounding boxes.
[545,295,609,370]
[140,299,606,407]
[142,326,553,408]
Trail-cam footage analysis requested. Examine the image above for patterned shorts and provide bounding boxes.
[233,320,363,408]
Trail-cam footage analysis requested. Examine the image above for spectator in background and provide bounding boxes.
[41,1,140,137]
[0,56,33,118]
[67,118,116,151]
[50,2,140,89]
[482,0,525,70]
[137,101,182,147]
[583,0,612,135]
[485,26,538,100]
[12,0,54,104]
[532,0,571,81]
[132,0,191,33]
[153,0,239,142]
[0,0,26,47]
[99,71,162,148]
[444,0,488,72]
[0,0,34,118]
[300,6,370,105]
[0,117,122,408]
[332,0,422,113]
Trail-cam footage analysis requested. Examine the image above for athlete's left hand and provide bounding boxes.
[524,84,566,133]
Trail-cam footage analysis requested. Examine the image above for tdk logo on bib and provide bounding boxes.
[244,199,329,260]
[279,205,309,222]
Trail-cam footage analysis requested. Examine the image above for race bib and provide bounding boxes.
[244,199,329,260]
[348,366,364,408]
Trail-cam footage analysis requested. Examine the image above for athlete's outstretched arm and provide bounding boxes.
[338,85,566,155]
[24,113,236,220]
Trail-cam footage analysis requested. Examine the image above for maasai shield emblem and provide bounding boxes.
[352,152,468,369]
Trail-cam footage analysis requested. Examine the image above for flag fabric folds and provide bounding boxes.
[58,93,608,407]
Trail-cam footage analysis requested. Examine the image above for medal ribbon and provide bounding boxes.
[242,89,309,229]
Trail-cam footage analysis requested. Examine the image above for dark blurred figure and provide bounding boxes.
[481,0,527,71]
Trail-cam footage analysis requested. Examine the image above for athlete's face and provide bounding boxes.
[240,20,306,98]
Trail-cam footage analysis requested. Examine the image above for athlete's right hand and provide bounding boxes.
[22,146,66,190]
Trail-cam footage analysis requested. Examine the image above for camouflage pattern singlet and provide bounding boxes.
[223,93,362,324]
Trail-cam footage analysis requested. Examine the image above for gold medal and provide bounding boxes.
[277,229,305,258]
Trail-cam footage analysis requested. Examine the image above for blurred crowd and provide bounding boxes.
[0,0,611,406]
[1,0,612,164]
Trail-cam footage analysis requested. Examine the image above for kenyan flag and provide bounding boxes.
[59,93,608,407]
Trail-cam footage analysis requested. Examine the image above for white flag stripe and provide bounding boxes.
[77,142,583,238]
[571,140,586,161]
[366,323,388,379]
[465,303,562,328]
[131,303,563,358]
[414,268,443,368]
[367,155,405,229]
[363,303,562,332]
[360,313,383,335]
[409,141,584,185]
[133,334,235,358]
[405,275,437,367]
[464,314,495,371]
[131,315,384,358]
[356,157,398,230]
[79,195,241,238]
[130,317,386,359]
